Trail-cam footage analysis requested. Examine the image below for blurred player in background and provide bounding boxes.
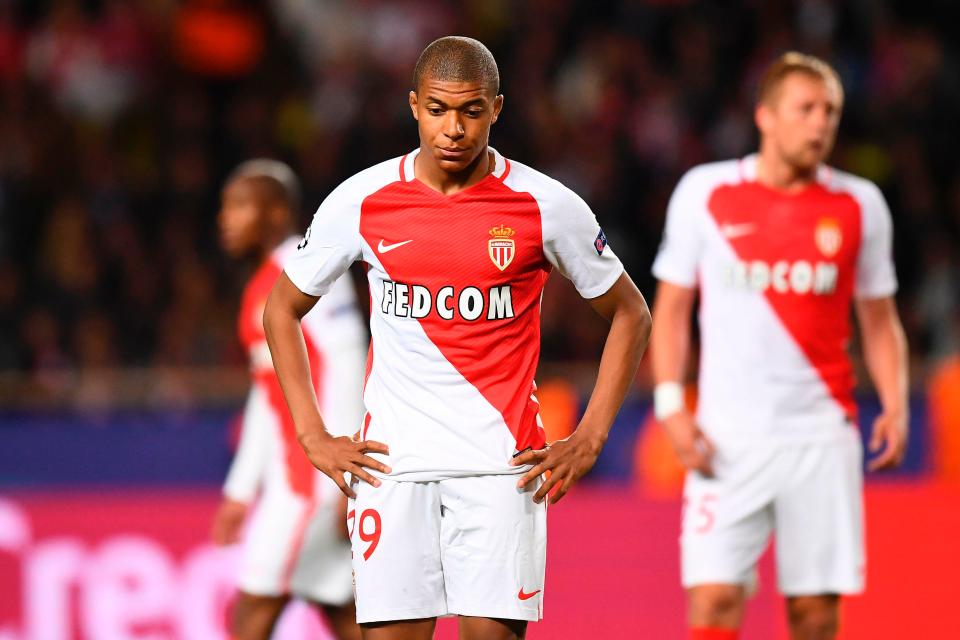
[211,160,366,640]
[650,52,909,640]
[264,36,651,640]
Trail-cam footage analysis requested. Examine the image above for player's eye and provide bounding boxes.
[428,107,444,115]
[466,109,483,118]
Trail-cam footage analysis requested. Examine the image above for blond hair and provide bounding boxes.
[757,52,844,106]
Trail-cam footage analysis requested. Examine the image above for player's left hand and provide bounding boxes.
[511,431,604,504]
[867,409,909,471]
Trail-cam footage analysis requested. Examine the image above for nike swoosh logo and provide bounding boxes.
[517,588,541,601]
[377,239,413,253]
[720,223,757,239]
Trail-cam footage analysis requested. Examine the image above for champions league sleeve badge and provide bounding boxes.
[594,229,608,255]
[297,223,312,250]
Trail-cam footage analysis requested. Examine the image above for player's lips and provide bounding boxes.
[438,147,469,159]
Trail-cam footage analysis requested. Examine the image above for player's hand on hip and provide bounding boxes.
[299,431,391,498]
[867,409,908,471]
[660,410,715,478]
[511,431,604,505]
[211,498,248,546]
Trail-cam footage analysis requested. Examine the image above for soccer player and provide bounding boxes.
[650,53,909,640]
[263,37,651,640]
[211,160,366,640]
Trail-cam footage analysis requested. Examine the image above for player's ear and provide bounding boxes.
[267,203,288,229]
[755,102,772,136]
[409,90,419,121]
[491,94,504,124]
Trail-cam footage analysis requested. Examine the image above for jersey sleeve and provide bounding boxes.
[854,183,898,299]
[222,392,269,503]
[651,169,705,288]
[284,183,363,297]
[541,188,624,299]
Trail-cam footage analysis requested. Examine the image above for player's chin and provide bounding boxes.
[791,151,822,172]
[433,147,479,171]
[219,235,245,257]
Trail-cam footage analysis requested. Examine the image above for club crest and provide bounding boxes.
[488,224,516,271]
[815,218,842,257]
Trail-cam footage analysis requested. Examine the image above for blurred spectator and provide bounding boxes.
[0,0,957,407]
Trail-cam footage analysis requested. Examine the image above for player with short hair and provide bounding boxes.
[263,36,651,640]
[650,52,909,640]
[211,159,366,640]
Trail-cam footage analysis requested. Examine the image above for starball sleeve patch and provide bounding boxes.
[594,228,608,255]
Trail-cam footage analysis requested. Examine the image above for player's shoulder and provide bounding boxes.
[323,155,406,207]
[821,165,886,208]
[673,158,745,197]
[501,155,590,214]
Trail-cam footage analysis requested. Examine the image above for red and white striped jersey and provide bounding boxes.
[224,237,367,502]
[284,148,624,481]
[652,154,897,446]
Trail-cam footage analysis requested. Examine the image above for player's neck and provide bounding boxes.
[415,146,493,195]
[756,148,817,194]
[252,229,289,265]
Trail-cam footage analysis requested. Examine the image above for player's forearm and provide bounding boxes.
[650,285,694,384]
[577,297,651,447]
[860,307,909,416]
[263,297,330,446]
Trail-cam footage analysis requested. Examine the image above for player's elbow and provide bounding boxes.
[261,283,288,347]
[635,296,653,352]
[618,289,653,353]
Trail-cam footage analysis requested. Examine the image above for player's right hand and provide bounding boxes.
[211,498,248,546]
[299,432,391,498]
[660,410,716,478]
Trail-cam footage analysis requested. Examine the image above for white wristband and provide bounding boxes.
[653,382,685,421]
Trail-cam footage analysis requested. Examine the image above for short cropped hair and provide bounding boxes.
[227,159,301,213]
[757,51,844,106]
[412,36,500,95]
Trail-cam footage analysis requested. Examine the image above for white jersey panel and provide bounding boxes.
[223,389,273,503]
[826,171,898,299]
[651,163,727,288]
[504,161,624,299]
[285,158,400,297]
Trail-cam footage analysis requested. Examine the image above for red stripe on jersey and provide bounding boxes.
[359,174,547,451]
[241,259,320,499]
[707,182,862,417]
[500,158,512,181]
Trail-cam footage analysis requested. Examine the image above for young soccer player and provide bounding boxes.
[263,37,651,640]
[650,53,909,640]
[212,160,366,640]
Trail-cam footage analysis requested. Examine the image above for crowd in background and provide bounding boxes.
[0,0,958,402]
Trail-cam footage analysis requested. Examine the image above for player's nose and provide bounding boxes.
[442,112,465,139]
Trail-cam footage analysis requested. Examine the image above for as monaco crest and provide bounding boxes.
[488,224,516,271]
[815,218,842,257]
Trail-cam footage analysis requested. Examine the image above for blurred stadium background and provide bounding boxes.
[1,0,958,638]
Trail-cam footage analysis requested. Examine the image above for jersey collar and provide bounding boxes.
[399,147,509,182]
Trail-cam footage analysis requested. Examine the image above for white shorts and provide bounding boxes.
[238,478,354,605]
[348,474,547,624]
[681,428,864,596]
